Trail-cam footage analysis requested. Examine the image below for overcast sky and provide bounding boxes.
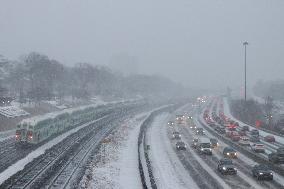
[0,0,284,90]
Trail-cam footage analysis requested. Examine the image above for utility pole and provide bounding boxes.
[243,41,249,102]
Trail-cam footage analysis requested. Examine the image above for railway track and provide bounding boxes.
[0,104,121,173]
[1,102,144,188]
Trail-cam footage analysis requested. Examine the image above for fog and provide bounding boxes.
[1,0,284,90]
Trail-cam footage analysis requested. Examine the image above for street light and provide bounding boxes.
[243,41,249,101]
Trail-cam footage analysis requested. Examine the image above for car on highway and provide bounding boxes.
[217,127,226,134]
[241,125,249,132]
[176,141,187,150]
[209,122,216,127]
[195,128,204,135]
[172,131,181,139]
[264,135,276,143]
[268,147,284,163]
[239,136,250,146]
[217,158,237,175]
[231,133,241,142]
[250,129,259,137]
[250,143,265,153]
[223,147,237,158]
[238,130,246,136]
[249,136,260,143]
[197,138,212,155]
[192,138,199,148]
[190,124,197,130]
[176,115,184,124]
[167,121,174,126]
[252,164,273,180]
[210,138,219,148]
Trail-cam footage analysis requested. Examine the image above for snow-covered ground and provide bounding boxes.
[0,116,107,185]
[147,113,199,189]
[0,130,15,142]
[0,106,29,118]
[78,112,150,189]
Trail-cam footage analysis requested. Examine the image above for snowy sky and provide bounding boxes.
[0,0,284,90]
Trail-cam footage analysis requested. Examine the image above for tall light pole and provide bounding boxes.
[243,41,248,102]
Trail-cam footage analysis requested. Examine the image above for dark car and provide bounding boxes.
[190,124,197,130]
[192,138,199,148]
[218,127,226,134]
[250,136,260,143]
[167,121,174,126]
[176,141,187,150]
[241,125,249,131]
[195,128,204,135]
[209,123,216,127]
[223,147,237,158]
[210,138,219,148]
[250,129,259,137]
[264,135,276,143]
[252,164,273,180]
[172,131,181,139]
[214,126,220,131]
[268,147,284,163]
[238,130,246,136]
[217,158,237,175]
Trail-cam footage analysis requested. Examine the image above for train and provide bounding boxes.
[15,104,112,145]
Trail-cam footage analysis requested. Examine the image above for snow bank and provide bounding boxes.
[0,106,29,118]
[148,113,199,189]
[79,113,150,189]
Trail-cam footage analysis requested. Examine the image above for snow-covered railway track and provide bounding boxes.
[0,114,116,189]
[46,119,115,189]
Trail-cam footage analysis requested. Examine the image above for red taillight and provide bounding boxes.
[27,131,33,140]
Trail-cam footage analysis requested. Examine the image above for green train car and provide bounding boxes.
[15,105,104,144]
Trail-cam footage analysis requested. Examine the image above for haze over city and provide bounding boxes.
[1,0,284,89]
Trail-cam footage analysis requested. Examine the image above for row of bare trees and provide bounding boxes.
[3,52,184,104]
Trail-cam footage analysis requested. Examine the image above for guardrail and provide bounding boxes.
[138,104,179,189]
[198,118,284,176]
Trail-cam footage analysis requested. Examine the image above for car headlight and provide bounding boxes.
[222,167,226,170]
[217,143,219,145]
[201,148,204,151]
[227,153,230,155]
[234,152,237,155]
[270,172,273,175]
[259,172,263,175]
[209,148,212,151]
[177,146,180,148]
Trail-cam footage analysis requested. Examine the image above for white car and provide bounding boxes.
[239,137,250,146]
[251,143,265,153]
